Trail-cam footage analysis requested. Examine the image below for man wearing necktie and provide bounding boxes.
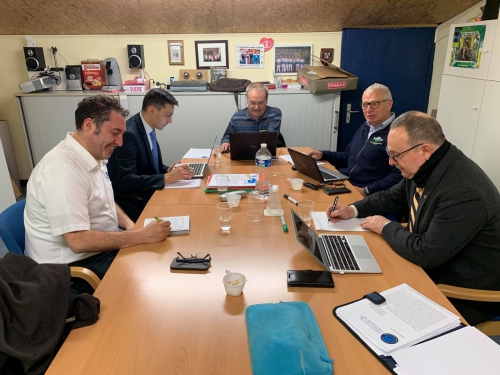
[108,89,194,221]
[327,111,500,326]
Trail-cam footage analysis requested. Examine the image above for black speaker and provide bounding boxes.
[483,0,500,20]
[23,47,46,71]
[127,45,145,69]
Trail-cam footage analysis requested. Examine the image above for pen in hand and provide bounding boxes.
[154,216,163,222]
[329,196,339,221]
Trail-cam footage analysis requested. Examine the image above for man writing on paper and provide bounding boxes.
[308,83,402,197]
[25,95,171,294]
[220,83,283,152]
[108,89,194,222]
[327,111,500,325]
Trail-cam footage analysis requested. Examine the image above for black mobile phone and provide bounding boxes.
[304,182,319,190]
[363,291,386,305]
[323,187,351,195]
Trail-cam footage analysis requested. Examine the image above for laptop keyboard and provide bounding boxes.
[188,163,206,177]
[321,235,360,271]
[320,170,338,180]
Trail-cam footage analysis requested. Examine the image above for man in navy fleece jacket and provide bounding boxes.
[309,83,402,197]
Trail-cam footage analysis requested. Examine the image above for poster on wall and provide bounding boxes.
[449,25,486,69]
[236,44,264,68]
[274,45,312,76]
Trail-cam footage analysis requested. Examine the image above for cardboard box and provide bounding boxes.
[123,85,148,93]
[297,64,358,93]
[81,59,106,90]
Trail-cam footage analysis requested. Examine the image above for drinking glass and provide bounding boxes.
[217,202,232,231]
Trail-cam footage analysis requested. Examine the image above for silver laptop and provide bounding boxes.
[188,136,216,179]
[288,148,349,183]
[290,209,381,274]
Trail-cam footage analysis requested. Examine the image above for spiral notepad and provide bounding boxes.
[143,216,190,235]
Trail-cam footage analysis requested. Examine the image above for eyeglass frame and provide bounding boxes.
[386,143,423,163]
[176,252,211,263]
[361,99,390,110]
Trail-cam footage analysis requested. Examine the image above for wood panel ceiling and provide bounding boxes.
[0,0,481,35]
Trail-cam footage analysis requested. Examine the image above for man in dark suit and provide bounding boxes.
[108,89,194,222]
[327,111,500,325]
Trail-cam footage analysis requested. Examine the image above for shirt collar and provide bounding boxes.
[366,112,395,132]
[64,132,104,171]
[140,112,154,135]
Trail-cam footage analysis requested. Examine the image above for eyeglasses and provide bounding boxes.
[361,99,389,109]
[386,144,423,162]
[176,252,211,263]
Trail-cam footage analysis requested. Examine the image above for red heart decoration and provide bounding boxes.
[259,38,274,52]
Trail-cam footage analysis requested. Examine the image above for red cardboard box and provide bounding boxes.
[297,64,358,93]
[81,59,106,90]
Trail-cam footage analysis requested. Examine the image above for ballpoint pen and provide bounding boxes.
[329,196,339,221]
[283,194,299,206]
[280,214,288,233]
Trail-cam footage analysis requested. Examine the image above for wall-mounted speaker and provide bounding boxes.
[23,47,46,71]
[179,69,208,81]
[127,45,145,69]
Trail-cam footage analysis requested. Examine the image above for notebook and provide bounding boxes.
[188,136,217,178]
[288,148,349,183]
[229,132,278,160]
[144,216,190,235]
[290,209,381,274]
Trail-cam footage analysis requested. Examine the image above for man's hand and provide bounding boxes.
[360,215,390,235]
[353,186,367,197]
[220,143,230,152]
[307,150,323,160]
[141,219,172,243]
[325,202,355,222]
[164,163,195,183]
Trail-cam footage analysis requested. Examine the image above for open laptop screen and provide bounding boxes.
[291,209,325,267]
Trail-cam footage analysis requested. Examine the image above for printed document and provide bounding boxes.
[164,179,202,189]
[182,148,212,159]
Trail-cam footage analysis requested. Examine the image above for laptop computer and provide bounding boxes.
[229,132,278,160]
[187,136,216,179]
[288,148,349,183]
[290,209,382,274]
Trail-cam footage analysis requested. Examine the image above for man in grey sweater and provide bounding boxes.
[328,111,500,325]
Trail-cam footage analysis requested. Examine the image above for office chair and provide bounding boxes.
[437,284,500,336]
[0,200,101,290]
[277,132,286,148]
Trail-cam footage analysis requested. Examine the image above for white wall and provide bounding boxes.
[427,1,486,114]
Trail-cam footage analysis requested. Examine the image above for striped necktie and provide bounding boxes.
[409,187,424,233]
[150,131,160,174]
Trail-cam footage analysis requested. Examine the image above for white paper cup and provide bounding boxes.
[226,193,241,208]
[288,178,304,190]
[223,272,247,296]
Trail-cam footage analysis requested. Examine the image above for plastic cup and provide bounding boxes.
[248,196,264,223]
[213,145,222,164]
[223,272,247,296]
[216,176,229,199]
[226,193,241,208]
[298,199,314,226]
[217,202,232,231]
[288,178,304,191]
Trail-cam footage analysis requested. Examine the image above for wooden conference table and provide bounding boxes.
[47,148,463,375]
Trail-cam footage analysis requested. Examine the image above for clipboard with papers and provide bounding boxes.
[333,284,469,375]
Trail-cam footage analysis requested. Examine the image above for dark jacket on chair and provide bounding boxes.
[108,112,169,222]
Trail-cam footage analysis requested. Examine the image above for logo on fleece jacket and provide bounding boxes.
[370,136,384,146]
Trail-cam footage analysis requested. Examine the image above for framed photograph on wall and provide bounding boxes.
[168,40,184,65]
[236,44,264,68]
[195,40,229,69]
[274,45,312,75]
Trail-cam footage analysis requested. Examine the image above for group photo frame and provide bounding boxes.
[274,45,312,75]
[195,40,229,69]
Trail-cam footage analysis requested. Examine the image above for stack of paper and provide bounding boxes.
[206,174,257,189]
[182,148,212,159]
[336,284,461,356]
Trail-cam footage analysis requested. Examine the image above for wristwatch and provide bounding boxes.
[364,187,369,196]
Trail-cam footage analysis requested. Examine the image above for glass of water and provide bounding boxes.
[217,202,232,231]
[213,144,222,164]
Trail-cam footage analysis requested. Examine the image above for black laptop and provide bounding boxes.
[229,132,278,160]
[288,148,349,183]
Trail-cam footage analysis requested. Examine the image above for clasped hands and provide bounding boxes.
[325,202,390,235]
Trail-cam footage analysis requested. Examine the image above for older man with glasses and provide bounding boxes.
[327,111,500,326]
[309,83,402,197]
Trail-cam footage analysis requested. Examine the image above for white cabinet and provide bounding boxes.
[471,80,500,188]
[436,75,485,158]
[443,20,497,80]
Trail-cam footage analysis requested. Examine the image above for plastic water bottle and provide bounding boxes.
[255,143,272,197]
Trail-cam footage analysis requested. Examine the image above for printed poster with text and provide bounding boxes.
[449,25,486,69]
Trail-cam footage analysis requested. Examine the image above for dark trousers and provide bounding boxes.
[68,250,118,294]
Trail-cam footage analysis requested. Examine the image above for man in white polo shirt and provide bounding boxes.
[24,95,171,293]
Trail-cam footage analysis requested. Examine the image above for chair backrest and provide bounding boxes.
[0,200,26,255]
